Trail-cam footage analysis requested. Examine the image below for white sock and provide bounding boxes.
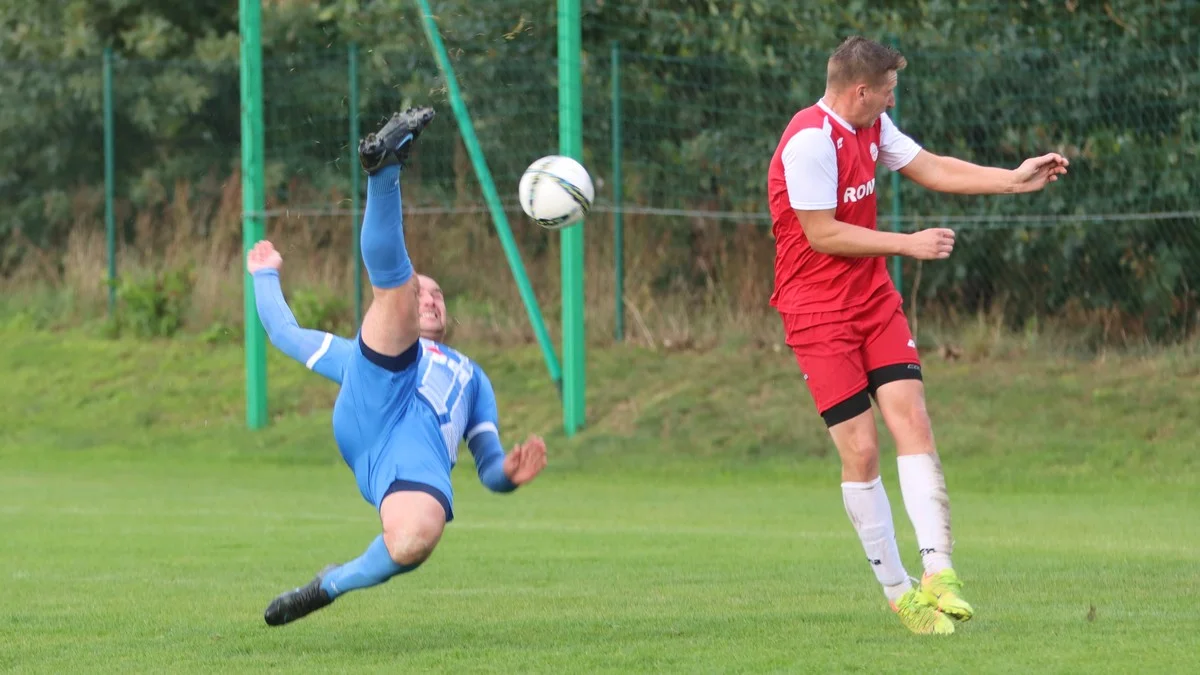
[841,477,912,604]
[897,453,954,575]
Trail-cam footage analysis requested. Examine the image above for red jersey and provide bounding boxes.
[766,100,921,314]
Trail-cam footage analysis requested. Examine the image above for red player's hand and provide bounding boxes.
[904,228,956,261]
[1010,152,1070,193]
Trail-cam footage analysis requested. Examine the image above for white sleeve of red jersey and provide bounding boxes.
[879,113,922,171]
[781,125,838,210]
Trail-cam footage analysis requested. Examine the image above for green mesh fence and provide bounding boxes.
[1,1,1197,345]
[257,1,1200,345]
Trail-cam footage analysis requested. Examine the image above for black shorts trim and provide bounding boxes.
[820,364,923,428]
[821,389,872,428]
[867,363,923,395]
[359,335,421,372]
[382,480,454,522]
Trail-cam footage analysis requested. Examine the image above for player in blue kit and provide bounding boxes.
[247,107,548,626]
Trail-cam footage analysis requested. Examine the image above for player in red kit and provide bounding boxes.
[767,36,1068,635]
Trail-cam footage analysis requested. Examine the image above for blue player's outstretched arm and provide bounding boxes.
[464,366,519,493]
[252,268,353,384]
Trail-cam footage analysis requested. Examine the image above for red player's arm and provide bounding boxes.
[796,208,914,258]
[898,150,1018,195]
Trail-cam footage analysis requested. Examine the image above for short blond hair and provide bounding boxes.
[826,36,907,89]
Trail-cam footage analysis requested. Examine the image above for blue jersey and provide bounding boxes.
[251,269,513,496]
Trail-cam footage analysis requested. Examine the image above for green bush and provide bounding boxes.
[111,266,193,339]
[289,288,353,337]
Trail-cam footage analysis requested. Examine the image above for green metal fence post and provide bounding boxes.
[888,34,904,296]
[559,0,586,435]
[348,42,362,328]
[611,40,624,342]
[414,0,564,395]
[239,0,268,429]
[103,47,116,317]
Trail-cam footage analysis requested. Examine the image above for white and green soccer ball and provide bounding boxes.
[518,155,595,230]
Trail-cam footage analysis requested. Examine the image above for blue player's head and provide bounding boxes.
[416,273,447,343]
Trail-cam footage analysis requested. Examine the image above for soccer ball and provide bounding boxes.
[518,155,595,230]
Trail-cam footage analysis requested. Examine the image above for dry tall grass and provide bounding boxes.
[3,172,1192,361]
[3,172,787,349]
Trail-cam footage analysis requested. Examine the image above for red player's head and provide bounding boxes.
[823,36,907,129]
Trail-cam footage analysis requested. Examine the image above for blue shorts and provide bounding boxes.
[331,336,455,521]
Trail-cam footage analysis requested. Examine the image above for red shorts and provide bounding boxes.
[779,289,921,421]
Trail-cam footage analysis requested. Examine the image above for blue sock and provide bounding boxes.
[360,164,413,289]
[319,535,418,600]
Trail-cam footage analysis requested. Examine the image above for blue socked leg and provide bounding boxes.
[359,164,412,289]
[319,534,419,600]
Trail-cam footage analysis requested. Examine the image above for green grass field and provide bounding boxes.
[2,325,1198,673]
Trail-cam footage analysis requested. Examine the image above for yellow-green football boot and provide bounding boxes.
[890,587,955,635]
[921,568,974,622]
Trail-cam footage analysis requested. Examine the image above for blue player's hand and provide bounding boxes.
[503,435,547,486]
[247,240,283,274]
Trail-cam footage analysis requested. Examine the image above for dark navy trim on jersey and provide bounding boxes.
[359,335,421,373]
